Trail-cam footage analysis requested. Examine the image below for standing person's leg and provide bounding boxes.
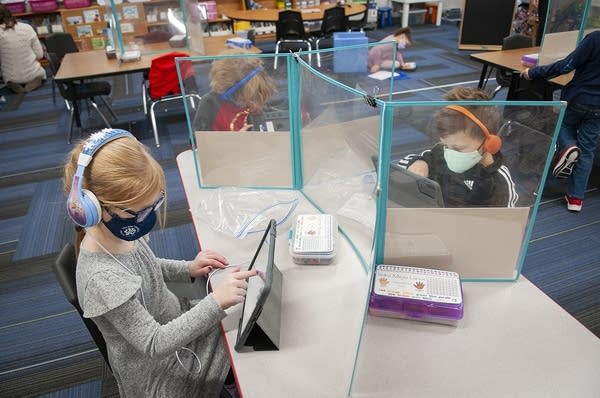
[553,103,583,178]
[566,103,600,204]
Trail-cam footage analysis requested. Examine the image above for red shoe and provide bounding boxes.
[565,194,582,212]
[552,146,580,178]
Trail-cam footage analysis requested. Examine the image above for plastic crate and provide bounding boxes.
[63,0,91,8]
[2,1,25,13]
[29,0,58,12]
[396,8,427,26]
[333,31,368,73]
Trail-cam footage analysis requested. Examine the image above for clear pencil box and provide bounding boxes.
[369,264,464,325]
[288,214,337,265]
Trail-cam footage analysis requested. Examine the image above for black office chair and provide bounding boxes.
[346,8,368,32]
[492,34,533,98]
[274,10,312,70]
[52,243,112,371]
[312,6,347,67]
[45,33,80,104]
[47,52,115,144]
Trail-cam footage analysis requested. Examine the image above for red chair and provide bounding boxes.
[142,52,201,147]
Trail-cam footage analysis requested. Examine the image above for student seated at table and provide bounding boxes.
[397,87,518,207]
[64,128,257,397]
[194,50,277,131]
[0,5,46,93]
[368,27,413,73]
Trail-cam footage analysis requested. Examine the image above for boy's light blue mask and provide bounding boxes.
[443,147,482,173]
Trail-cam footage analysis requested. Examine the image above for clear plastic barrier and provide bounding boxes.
[300,60,382,269]
[540,0,598,64]
[178,51,566,396]
[179,52,295,188]
[306,40,400,100]
[107,0,206,58]
[378,101,563,281]
[585,0,600,29]
[349,99,565,397]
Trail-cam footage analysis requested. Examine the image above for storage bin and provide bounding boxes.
[2,1,25,13]
[425,2,438,24]
[395,8,427,26]
[29,0,58,12]
[333,31,368,73]
[369,265,464,325]
[63,0,91,8]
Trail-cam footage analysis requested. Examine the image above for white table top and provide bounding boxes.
[176,149,600,398]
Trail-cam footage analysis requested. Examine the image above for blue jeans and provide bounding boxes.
[557,102,600,199]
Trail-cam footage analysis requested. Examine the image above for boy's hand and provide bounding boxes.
[480,152,494,167]
[407,160,429,177]
[520,68,531,80]
[188,249,229,278]
[212,268,258,309]
[370,65,381,73]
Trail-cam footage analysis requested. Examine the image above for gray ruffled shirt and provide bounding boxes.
[76,239,228,397]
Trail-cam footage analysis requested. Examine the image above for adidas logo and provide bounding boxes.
[464,180,474,190]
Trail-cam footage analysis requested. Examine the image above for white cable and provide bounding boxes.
[175,347,202,374]
[205,261,250,294]
[85,233,202,374]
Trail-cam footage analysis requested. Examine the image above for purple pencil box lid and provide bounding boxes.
[521,53,539,67]
[369,264,464,325]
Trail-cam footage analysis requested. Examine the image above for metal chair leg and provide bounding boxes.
[142,80,148,115]
[316,38,322,67]
[52,80,56,105]
[99,96,117,121]
[274,42,280,70]
[67,108,75,144]
[89,98,112,128]
[150,101,161,148]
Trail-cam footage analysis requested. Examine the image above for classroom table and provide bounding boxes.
[469,46,573,99]
[391,0,442,27]
[53,36,260,132]
[54,36,260,82]
[176,148,600,398]
[223,3,366,23]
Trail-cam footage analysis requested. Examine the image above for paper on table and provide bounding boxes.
[368,71,400,80]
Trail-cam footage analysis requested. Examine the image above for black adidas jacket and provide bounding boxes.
[398,144,519,207]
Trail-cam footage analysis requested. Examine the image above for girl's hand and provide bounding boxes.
[212,268,258,310]
[188,249,229,278]
[520,68,531,80]
[407,160,429,177]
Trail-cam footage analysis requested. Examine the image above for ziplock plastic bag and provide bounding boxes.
[193,187,299,239]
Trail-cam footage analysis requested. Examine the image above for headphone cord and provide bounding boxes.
[205,261,251,294]
[85,233,202,375]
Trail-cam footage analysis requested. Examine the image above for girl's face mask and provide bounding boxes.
[102,192,164,241]
[103,210,157,241]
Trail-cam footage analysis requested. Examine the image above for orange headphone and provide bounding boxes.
[445,105,502,155]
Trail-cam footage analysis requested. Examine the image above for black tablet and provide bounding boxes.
[235,219,282,352]
[388,161,445,208]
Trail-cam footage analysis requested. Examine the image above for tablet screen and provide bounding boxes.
[236,219,277,351]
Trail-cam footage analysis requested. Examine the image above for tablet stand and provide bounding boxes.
[243,319,279,351]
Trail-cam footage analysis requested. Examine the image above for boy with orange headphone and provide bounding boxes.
[398,89,518,207]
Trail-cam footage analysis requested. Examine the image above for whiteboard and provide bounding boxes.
[458,0,517,50]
